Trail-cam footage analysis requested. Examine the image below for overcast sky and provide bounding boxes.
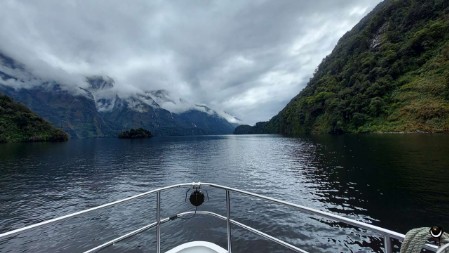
[0,0,382,124]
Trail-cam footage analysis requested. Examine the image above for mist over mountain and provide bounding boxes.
[0,53,239,138]
[0,0,381,125]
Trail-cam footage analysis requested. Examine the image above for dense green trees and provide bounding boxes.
[263,0,449,135]
[0,94,68,143]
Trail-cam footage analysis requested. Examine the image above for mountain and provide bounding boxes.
[0,94,68,143]
[81,76,239,136]
[0,55,239,138]
[234,122,268,135]
[244,0,449,135]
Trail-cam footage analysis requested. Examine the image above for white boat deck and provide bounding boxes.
[165,241,227,253]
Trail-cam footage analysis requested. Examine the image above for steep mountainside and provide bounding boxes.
[0,85,110,138]
[264,0,449,135]
[82,77,238,136]
[0,55,238,138]
[0,94,68,143]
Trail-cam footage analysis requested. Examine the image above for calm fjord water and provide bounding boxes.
[0,134,448,252]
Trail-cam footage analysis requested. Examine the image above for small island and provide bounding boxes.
[118,128,153,139]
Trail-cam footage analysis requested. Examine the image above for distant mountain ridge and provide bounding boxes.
[239,0,449,135]
[234,122,267,135]
[0,54,239,138]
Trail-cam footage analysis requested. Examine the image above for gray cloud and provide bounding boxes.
[0,0,382,124]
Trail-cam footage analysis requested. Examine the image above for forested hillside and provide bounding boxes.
[0,94,68,143]
[265,0,449,134]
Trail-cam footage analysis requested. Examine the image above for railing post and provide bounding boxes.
[226,190,232,253]
[156,191,161,253]
[384,235,391,253]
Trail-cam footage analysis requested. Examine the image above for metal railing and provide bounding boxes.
[0,182,440,253]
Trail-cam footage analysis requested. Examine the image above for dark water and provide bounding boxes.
[0,134,448,252]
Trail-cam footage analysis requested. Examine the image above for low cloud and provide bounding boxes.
[0,0,381,124]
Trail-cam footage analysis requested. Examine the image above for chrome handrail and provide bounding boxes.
[80,211,308,253]
[0,183,191,239]
[225,190,232,253]
[0,182,440,253]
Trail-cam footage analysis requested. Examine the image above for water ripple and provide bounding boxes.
[1,135,449,252]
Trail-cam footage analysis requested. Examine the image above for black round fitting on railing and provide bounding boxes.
[189,190,205,206]
[430,226,443,238]
[430,226,444,246]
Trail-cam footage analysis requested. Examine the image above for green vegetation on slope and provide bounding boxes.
[0,94,68,143]
[266,0,449,135]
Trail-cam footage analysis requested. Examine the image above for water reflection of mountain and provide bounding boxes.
[296,134,449,233]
